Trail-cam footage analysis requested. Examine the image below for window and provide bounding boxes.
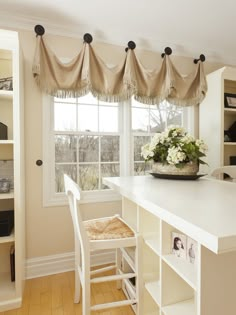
[132,99,188,175]
[43,94,194,206]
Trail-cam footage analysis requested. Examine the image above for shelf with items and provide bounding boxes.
[161,221,198,290]
[139,206,161,256]
[0,30,25,312]
[161,261,196,315]
[0,229,14,244]
[199,67,236,173]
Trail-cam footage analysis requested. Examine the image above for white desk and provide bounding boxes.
[103,175,236,315]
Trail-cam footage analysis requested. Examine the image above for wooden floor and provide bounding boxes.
[0,270,134,315]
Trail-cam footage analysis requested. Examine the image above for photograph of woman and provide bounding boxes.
[172,232,187,260]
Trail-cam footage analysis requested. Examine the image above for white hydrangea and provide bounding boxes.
[167,125,185,136]
[196,139,208,153]
[141,143,154,160]
[167,146,186,165]
[181,134,195,144]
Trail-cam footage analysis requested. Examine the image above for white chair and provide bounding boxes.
[211,166,236,182]
[64,174,141,315]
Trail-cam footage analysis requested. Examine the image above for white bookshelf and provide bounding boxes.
[0,29,25,312]
[200,67,236,174]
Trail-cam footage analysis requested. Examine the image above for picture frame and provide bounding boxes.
[171,232,187,260]
[224,93,236,108]
[187,237,198,266]
[0,77,13,91]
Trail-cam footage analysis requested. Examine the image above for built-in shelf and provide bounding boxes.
[0,192,14,200]
[224,142,236,145]
[0,90,13,100]
[0,272,15,300]
[145,280,161,306]
[0,230,14,244]
[144,238,161,256]
[224,108,236,115]
[162,254,197,290]
[162,298,195,315]
[0,140,14,144]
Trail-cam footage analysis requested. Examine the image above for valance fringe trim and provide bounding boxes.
[32,36,208,107]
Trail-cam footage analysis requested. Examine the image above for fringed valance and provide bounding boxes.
[32,31,207,106]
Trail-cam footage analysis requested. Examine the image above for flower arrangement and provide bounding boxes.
[141,126,207,169]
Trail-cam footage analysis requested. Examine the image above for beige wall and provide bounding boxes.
[6,28,225,259]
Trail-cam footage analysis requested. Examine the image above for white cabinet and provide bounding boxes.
[200,66,236,174]
[0,29,25,312]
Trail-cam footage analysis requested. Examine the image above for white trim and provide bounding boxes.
[0,298,22,312]
[25,251,116,279]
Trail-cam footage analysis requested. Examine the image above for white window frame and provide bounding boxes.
[43,95,195,207]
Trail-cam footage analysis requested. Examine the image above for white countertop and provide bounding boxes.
[103,175,236,254]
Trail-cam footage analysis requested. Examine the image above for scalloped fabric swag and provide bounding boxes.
[32,36,207,106]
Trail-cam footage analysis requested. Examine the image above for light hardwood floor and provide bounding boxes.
[0,270,135,315]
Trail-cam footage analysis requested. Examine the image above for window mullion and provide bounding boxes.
[120,100,132,176]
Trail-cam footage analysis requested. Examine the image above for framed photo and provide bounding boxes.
[0,77,13,91]
[171,232,187,260]
[187,237,198,265]
[224,93,236,108]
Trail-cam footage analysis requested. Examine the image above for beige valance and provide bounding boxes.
[33,36,207,106]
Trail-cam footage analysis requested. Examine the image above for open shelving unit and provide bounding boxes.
[200,67,236,174]
[0,29,25,312]
[122,197,198,315]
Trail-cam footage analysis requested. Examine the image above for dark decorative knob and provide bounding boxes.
[194,54,206,64]
[36,160,43,166]
[125,47,129,52]
[161,47,172,58]
[34,25,45,36]
[83,33,93,44]
[127,41,136,50]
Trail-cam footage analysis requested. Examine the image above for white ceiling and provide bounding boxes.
[0,0,235,65]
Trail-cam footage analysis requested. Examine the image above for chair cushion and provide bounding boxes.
[84,215,134,240]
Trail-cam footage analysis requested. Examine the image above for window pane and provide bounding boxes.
[99,106,118,132]
[166,108,183,126]
[78,105,98,132]
[134,136,151,161]
[132,107,149,132]
[55,135,77,162]
[101,136,119,162]
[54,97,76,103]
[79,164,99,190]
[79,135,99,162]
[150,108,166,133]
[54,103,76,131]
[134,162,152,175]
[77,93,97,105]
[101,163,120,189]
[55,164,77,192]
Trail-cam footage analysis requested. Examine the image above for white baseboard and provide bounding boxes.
[0,298,21,312]
[26,250,115,279]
